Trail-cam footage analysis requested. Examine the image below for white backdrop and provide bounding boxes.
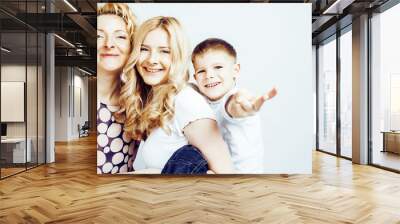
[114,3,312,174]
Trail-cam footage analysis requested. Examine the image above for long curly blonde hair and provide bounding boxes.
[117,16,190,140]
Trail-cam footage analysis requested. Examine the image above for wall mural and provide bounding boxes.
[97,3,312,175]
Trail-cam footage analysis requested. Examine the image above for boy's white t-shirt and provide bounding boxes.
[133,86,216,170]
[208,88,265,174]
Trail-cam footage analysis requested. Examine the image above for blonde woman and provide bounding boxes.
[96,3,139,174]
[119,16,234,174]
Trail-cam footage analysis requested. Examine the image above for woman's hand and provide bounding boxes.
[183,119,234,174]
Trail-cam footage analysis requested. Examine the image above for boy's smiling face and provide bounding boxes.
[193,50,239,101]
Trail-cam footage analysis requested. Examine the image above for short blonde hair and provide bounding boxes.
[97,3,137,46]
[118,16,190,140]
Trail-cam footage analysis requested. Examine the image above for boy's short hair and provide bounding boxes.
[191,38,237,63]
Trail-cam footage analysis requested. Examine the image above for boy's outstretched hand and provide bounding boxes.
[226,87,277,118]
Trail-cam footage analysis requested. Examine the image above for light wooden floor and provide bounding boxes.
[0,167,25,178]
[1,163,43,178]
[1,135,400,223]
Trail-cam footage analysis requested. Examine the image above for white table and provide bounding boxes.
[1,138,31,163]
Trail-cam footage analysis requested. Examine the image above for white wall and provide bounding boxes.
[71,72,89,138]
[1,65,37,138]
[126,3,313,174]
[1,64,45,163]
[55,66,68,141]
[1,65,26,139]
[54,67,89,141]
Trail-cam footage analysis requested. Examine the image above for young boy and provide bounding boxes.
[191,38,277,174]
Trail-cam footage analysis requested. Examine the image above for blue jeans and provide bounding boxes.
[161,145,209,174]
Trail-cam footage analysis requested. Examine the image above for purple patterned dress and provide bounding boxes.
[97,102,139,174]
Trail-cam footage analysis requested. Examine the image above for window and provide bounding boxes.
[340,29,352,158]
[318,37,337,155]
[371,2,400,171]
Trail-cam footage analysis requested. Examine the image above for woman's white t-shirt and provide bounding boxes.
[133,86,216,170]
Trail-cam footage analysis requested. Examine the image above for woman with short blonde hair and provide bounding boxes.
[96,3,139,174]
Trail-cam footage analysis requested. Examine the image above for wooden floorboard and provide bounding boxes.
[0,135,400,223]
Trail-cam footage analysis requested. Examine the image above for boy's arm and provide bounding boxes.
[225,87,277,118]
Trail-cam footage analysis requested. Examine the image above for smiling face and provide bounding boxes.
[136,28,172,86]
[193,50,239,101]
[97,14,131,75]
